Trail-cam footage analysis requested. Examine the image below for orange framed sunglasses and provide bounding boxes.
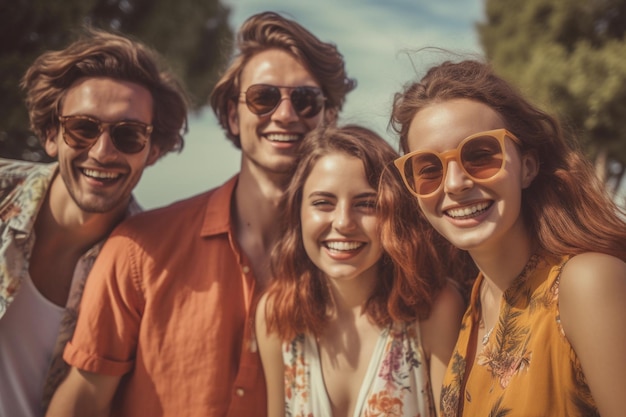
[394,128,522,197]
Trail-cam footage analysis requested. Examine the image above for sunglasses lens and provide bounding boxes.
[61,117,148,154]
[290,87,324,118]
[244,85,324,118]
[408,153,444,195]
[63,118,101,147]
[245,85,282,115]
[461,135,504,179]
[111,124,149,154]
[400,132,509,197]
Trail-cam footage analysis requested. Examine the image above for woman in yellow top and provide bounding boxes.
[386,59,626,417]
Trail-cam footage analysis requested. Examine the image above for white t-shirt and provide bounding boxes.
[0,273,64,417]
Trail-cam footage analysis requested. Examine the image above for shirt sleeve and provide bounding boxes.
[63,224,145,376]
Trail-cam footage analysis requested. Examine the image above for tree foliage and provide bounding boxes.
[0,0,233,162]
[478,0,626,195]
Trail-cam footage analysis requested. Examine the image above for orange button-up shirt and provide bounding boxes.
[64,176,267,417]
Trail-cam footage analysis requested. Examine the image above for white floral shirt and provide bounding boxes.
[284,321,436,417]
[0,158,140,408]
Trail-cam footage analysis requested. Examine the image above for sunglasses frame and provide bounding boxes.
[239,84,326,118]
[58,114,153,154]
[394,128,522,197]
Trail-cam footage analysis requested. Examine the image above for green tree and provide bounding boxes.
[0,0,233,162]
[478,0,626,195]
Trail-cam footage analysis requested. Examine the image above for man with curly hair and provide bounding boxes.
[0,28,188,417]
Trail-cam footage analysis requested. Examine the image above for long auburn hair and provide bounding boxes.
[390,59,626,262]
[263,124,446,341]
[209,11,356,147]
[21,27,189,157]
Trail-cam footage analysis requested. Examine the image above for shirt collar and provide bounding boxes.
[5,162,57,234]
[200,175,238,237]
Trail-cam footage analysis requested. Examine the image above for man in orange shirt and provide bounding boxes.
[47,12,355,417]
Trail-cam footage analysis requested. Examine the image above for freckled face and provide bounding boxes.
[300,153,383,283]
[46,77,159,214]
[406,99,534,254]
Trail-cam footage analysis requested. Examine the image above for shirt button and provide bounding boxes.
[242,266,250,274]
[236,388,245,397]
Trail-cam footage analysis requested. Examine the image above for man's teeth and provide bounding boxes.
[82,169,120,180]
[446,202,490,218]
[266,133,300,142]
[325,241,364,251]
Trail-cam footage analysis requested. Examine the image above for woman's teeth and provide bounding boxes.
[325,241,364,251]
[446,202,490,218]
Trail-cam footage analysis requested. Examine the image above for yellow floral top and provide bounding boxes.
[283,321,436,417]
[441,254,599,417]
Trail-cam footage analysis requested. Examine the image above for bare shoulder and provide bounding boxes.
[426,280,466,327]
[557,253,626,416]
[420,280,466,355]
[254,291,283,360]
[559,252,626,334]
[560,252,626,302]
[253,293,286,417]
[255,292,270,331]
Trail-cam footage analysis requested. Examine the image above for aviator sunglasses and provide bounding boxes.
[240,84,326,118]
[58,115,153,154]
[394,128,522,197]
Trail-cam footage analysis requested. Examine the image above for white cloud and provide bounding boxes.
[134,0,484,209]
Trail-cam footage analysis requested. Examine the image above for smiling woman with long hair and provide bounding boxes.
[255,124,465,417]
[388,59,626,417]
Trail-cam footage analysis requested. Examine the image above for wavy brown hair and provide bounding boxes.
[263,124,446,341]
[209,11,356,148]
[390,59,626,264]
[21,27,188,158]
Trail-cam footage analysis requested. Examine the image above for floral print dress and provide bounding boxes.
[440,254,599,417]
[283,321,435,417]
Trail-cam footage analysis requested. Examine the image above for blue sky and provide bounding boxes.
[134,0,486,209]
